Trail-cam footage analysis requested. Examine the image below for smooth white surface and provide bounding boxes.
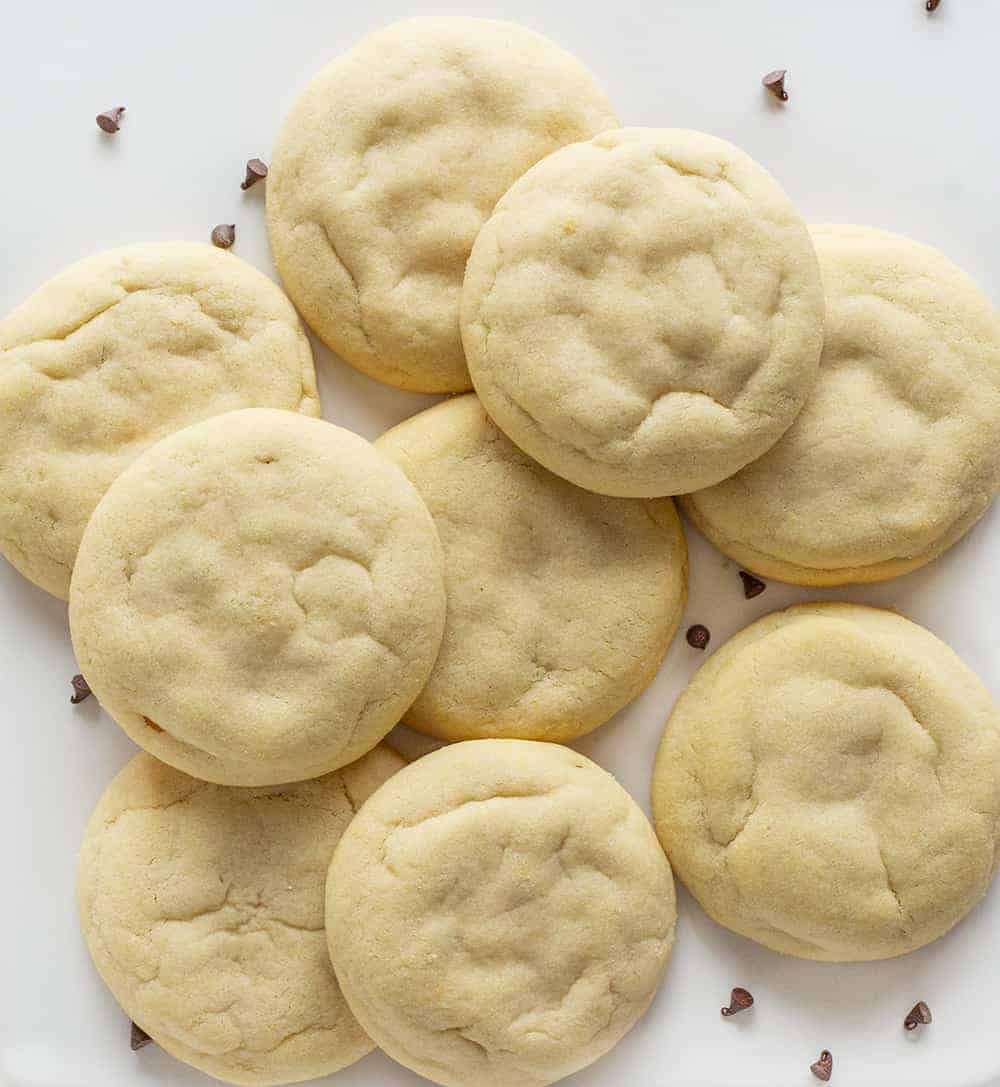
[1,1,998,1085]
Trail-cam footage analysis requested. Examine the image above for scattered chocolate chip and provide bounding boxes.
[762,69,789,102]
[739,571,766,599]
[721,987,754,1016]
[211,223,236,249]
[926,0,941,10]
[96,107,126,133]
[130,1021,152,1050]
[70,674,92,704]
[904,1001,932,1031]
[241,158,269,190]
[810,1050,833,1081]
[686,624,711,650]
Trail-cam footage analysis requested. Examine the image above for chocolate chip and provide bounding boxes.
[926,0,941,10]
[130,1021,152,1050]
[810,1050,833,1081]
[96,107,125,133]
[70,674,92,704]
[762,69,789,102]
[211,224,236,249]
[721,987,754,1017]
[904,1001,932,1031]
[241,158,269,190]
[686,624,711,650]
[739,571,766,599]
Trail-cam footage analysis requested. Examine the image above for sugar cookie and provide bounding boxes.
[652,603,1000,961]
[69,409,445,785]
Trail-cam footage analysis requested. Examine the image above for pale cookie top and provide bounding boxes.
[266,17,617,393]
[0,243,318,599]
[327,740,675,1087]
[462,127,825,497]
[652,603,1000,962]
[69,409,445,786]
[78,745,404,1086]
[377,395,687,742]
[682,225,1000,585]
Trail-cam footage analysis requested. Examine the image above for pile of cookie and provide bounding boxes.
[3,15,1000,1087]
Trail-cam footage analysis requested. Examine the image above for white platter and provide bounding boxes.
[2,1,999,1085]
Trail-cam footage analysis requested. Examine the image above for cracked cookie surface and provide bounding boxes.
[0,243,319,599]
[68,408,445,785]
[681,225,1000,584]
[461,128,824,497]
[377,395,687,742]
[651,602,1000,961]
[327,739,675,1087]
[78,745,404,1085]
[266,17,617,393]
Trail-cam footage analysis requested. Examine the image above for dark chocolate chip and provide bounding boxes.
[926,0,941,10]
[686,624,711,650]
[762,69,789,102]
[739,571,766,599]
[810,1050,833,1081]
[241,158,269,190]
[96,107,126,133]
[211,224,236,249]
[70,674,92,704]
[130,1021,152,1050]
[721,987,754,1016]
[904,1001,932,1031]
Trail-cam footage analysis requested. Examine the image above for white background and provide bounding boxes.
[2,1,999,1085]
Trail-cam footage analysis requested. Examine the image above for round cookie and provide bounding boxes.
[78,744,405,1086]
[326,739,676,1087]
[0,243,319,599]
[69,408,445,786]
[681,225,1000,584]
[461,127,825,497]
[376,395,688,742]
[267,17,617,393]
[652,603,1000,962]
